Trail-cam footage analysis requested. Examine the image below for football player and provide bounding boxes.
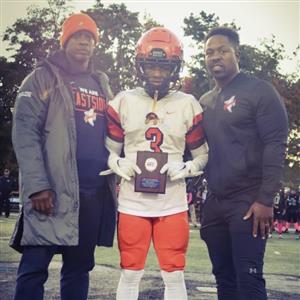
[104,27,208,300]
[272,189,286,238]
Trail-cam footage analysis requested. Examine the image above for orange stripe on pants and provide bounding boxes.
[118,211,189,272]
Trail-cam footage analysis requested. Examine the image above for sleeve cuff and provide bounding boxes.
[256,190,275,207]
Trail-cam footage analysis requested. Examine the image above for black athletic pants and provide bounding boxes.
[0,196,11,217]
[200,192,267,300]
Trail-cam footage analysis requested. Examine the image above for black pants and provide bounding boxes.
[14,188,104,300]
[0,196,11,217]
[200,192,267,300]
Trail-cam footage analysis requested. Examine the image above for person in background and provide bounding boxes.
[10,13,116,300]
[199,27,288,300]
[0,168,17,218]
[286,189,299,234]
[104,27,208,300]
[196,178,208,225]
[281,187,290,233]
[271,189,286,239]
[296,186,300,239]
[186,179,198,228]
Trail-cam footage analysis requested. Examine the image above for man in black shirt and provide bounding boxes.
[0,168,17,217]
[199,27,288,300]
[286,189,299,229]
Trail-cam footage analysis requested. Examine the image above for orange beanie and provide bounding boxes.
[60,13,99,47]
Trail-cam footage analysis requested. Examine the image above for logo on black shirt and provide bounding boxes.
[223,96,237,113]
[70,83,106,127]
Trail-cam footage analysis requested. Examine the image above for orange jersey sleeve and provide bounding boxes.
[186,113,205,150]
[107,104,124,143]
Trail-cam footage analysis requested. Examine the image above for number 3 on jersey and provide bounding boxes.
[145,127,163,152]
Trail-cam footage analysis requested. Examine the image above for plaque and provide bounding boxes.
[135,151,168,194]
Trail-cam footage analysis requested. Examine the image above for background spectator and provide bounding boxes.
[0,168,17,218]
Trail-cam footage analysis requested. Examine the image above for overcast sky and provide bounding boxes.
[0,0,299,74]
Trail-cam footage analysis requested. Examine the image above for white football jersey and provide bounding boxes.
[107,87,205,217]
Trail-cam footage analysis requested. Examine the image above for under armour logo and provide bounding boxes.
[249,268,257,274]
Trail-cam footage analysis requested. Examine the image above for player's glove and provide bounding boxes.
[108,153,141,181]
[160,161,203,181]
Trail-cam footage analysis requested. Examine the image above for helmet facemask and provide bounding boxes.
[135,28,183,100]
[136,52,181,99]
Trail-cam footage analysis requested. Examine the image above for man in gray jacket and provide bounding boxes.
[11,13,116,300]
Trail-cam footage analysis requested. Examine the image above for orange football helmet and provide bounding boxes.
[135,27,183,83]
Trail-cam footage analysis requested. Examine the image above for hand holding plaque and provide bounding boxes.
[107,153,141,181]
[135,151,168,194]
[160,160,203,181]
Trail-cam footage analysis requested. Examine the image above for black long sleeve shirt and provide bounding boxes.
[200,73,288,206]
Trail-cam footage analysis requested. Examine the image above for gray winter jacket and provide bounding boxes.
[10,52,116,252]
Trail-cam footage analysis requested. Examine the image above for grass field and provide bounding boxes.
[0,214,300,299]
